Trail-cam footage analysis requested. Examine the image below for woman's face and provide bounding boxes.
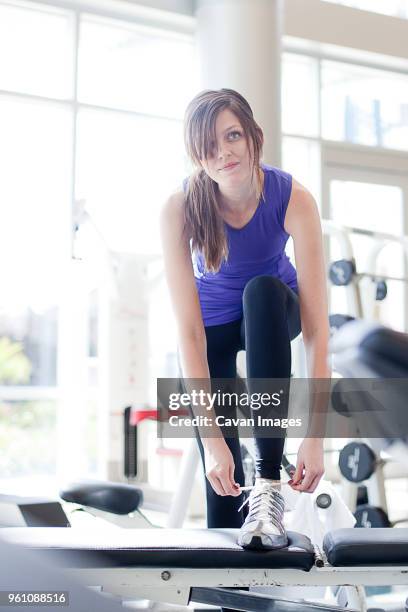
[199,108,253,189]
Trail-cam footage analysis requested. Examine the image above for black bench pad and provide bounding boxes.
[2,528,315,570]
[324,528,408,566]
[59,481,143,515]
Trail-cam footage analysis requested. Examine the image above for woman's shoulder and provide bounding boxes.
[261,163,292,183]
[161,189,185,220]
[160,190,187,243]
[261,164,292,209]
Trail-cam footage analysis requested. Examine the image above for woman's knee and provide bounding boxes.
[243,275,286,308]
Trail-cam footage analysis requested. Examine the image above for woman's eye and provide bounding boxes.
[228,131,241,140]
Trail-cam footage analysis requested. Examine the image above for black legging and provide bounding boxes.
[195,275,301,528]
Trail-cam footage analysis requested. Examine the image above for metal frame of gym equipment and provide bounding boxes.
[324,221,408,325]
[328,224,408,519]
[322,221,408,517]
[68,563,408,610]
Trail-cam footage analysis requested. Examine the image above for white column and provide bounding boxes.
[98,255,151,482]
[195,0,283,166]
[56,260,89,481]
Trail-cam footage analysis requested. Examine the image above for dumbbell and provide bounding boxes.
[338,442,385,483]
[339,443,394,528]
[329,259,388,301]
[354,505,391,528]
[329,313,355,334]
[355,504,408,529]
[329,259,355,286]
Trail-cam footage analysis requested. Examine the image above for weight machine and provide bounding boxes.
[322,221,408,526]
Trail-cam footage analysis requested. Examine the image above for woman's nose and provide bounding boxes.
[217,143,231,158]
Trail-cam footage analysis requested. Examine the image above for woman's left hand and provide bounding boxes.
[289,438,324,493]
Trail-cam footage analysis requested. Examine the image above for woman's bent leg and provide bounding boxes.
[242,275,301,479]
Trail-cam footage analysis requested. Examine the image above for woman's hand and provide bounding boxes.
[289,438,324,493]
[203,438,241,496]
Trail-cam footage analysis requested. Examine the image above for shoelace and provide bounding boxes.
[238,484,285,531]
[238,482,291,507]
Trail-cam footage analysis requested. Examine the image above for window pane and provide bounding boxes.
[0,399,57,477]
[76,108,187,254]
[282,137,321,206]
[78,15,198,117]
[329,180,405,331]
[322,61,408,150]
[0,1,74,98]
[321,0,408,18]
[0,310,57,386]
[282,54,319,137]
[0,96,72,385]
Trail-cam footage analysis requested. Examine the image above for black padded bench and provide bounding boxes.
[2,527,408,612]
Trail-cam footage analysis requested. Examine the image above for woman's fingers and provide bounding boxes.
[207,468,240,496]
[207,474,225,496]
[229,464,241,496]
[203,440,241,496]
[290,469,324,492]
[290,461,305,486]
[306,475,322,493]
[219,470,240,496]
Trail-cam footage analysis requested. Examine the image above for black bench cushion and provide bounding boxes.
[59,481,143,515]
[361,327,408,374]
[324,528,408,566]
[2,528,315,570]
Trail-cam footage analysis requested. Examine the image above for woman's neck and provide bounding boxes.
[219,169,263,214]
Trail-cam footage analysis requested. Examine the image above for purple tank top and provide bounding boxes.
[191,164,298,327]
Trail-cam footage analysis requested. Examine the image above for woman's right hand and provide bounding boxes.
[203,438,241,496]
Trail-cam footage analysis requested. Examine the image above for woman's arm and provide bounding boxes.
[284,179,330,379]
[160,192,240,496]
[284,179,330,492]
[160,191,209,380]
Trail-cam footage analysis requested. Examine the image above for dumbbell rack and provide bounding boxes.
[339,440,390,528]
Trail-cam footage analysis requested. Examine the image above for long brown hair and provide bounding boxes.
[183,89,264,273]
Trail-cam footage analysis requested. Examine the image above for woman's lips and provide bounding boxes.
[220,162,239,171]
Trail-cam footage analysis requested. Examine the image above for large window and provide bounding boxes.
[78,15,195,118]
[283,52,408,152]
[322,61,408,150]
[0,0,196,490]
[282,54,320,138]
[0,2,74,98]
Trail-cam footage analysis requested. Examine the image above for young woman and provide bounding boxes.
[160,89,329,550]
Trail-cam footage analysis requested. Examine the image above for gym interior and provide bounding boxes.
[1,0,408,611]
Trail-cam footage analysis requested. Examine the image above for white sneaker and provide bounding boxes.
[237,479,288,550]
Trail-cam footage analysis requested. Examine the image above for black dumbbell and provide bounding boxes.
[355,505,408,529]
[375,279,387,301]
[354,505,391,528]
[329,259,355,286]
[329,313,356,333]
[339,442,384,483]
